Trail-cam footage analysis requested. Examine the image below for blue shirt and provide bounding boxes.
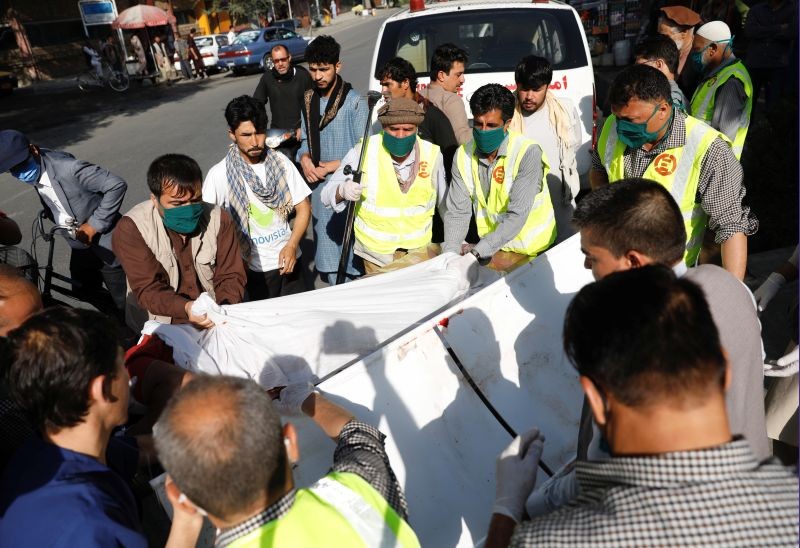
[0,437,146,547]
[297,89,367,276]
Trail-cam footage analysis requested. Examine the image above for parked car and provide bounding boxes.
[217,27,310,75]
[173,33,229,74]
[0,66,18,95]
[370,0,597,183]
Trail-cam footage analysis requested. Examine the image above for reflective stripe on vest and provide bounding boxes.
[228,472,421,548]
[597,114,722,266]
[690,59,753,159]
[456,131,556,257]
[354,134,439,256]
[310,477,400,548]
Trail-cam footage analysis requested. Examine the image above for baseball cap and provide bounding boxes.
[0,130,31,173]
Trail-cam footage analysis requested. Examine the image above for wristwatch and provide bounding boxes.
[470,248,490,265]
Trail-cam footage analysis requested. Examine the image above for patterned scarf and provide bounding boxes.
[302,75,352,165]
[225,144,294,257]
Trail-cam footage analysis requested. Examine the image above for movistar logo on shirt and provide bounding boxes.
[249,202,274,228]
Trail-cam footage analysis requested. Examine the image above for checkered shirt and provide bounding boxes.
[511,439,799,547]
[591,110,758,243]
[215,420,407,547]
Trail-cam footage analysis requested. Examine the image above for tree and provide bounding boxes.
[213,0,273,25]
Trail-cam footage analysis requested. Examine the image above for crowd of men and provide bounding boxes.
[0,5,797,546]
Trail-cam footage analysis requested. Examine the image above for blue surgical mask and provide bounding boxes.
[616,104,672,149]
[10,155,41,184]
[473,126,507,154]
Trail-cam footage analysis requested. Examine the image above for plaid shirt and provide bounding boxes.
[511,439,799,547]
[215,420,407,547]
[591,110,758,243]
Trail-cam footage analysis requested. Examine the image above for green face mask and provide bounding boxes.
[473,126,507,154]
[382,131,416,157]
[616,104,672,149]
[161,202,204,234]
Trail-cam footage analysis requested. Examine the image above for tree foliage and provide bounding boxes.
[212,0,273,24]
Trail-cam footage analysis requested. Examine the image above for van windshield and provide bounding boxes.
[375,8,587,78]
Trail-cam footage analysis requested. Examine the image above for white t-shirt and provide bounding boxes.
[203,152,311,272]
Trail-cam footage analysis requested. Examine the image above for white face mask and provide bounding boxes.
[674,38,684,51]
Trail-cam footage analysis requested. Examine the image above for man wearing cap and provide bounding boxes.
[690,21,753,159]
[321,98,447,274]
[0,130,127,316]
[657,6,703,98]
[590,65,757,281]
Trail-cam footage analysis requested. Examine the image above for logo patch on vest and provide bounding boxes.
[706,76,717,87]
[653,153,677,176]
[418,161,430,178]
[492,166,505,184]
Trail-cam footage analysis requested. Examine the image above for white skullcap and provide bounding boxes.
[696,21,732,42]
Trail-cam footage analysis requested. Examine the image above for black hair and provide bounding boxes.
[377,57,418,91]
[225,95,268,133]
[146,154,203,198]
[3,307,121,432]
[429,43,468,81]
[635,34,680,76]
[563,265,726,407]
[572,178,686,265]
[514,55,553,90]
[609,64,671,108]
[470,83,516,122]
[304,35,340,65]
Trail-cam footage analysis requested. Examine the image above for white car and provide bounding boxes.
[369,0,597,180]
[173,33,230,73]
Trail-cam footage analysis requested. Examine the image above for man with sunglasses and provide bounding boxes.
[590,64,756,281]
[253,44,312,161]
[0,129,127,317]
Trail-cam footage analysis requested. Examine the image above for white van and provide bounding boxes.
[368,0,597,180]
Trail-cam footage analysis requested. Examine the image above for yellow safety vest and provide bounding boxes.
[455,131,556,257]
[690,58,753,159]
[354,134,439,256]
[229,472,421,548]
[597,114,725,266]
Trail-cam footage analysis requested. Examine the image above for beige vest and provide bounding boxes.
[123,200,220,332]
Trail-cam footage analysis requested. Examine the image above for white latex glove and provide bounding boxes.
[272,382,316,416]
[764,346,799,378]
[493,428,545,523]
[339,180,363,202]
[753,272,786,313]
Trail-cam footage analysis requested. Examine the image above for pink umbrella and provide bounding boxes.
[111,4,176,29]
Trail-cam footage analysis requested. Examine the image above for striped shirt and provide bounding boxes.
[511,439,799,546]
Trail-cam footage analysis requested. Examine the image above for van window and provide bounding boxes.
[216,36,229,47]
[375,8,587,78]
[194,36,214,48]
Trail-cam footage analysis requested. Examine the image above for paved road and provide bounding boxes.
[0,9,398,292]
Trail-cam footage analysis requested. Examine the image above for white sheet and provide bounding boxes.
[145,252,477,388]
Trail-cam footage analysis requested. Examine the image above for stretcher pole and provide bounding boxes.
[335,91,383,285]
